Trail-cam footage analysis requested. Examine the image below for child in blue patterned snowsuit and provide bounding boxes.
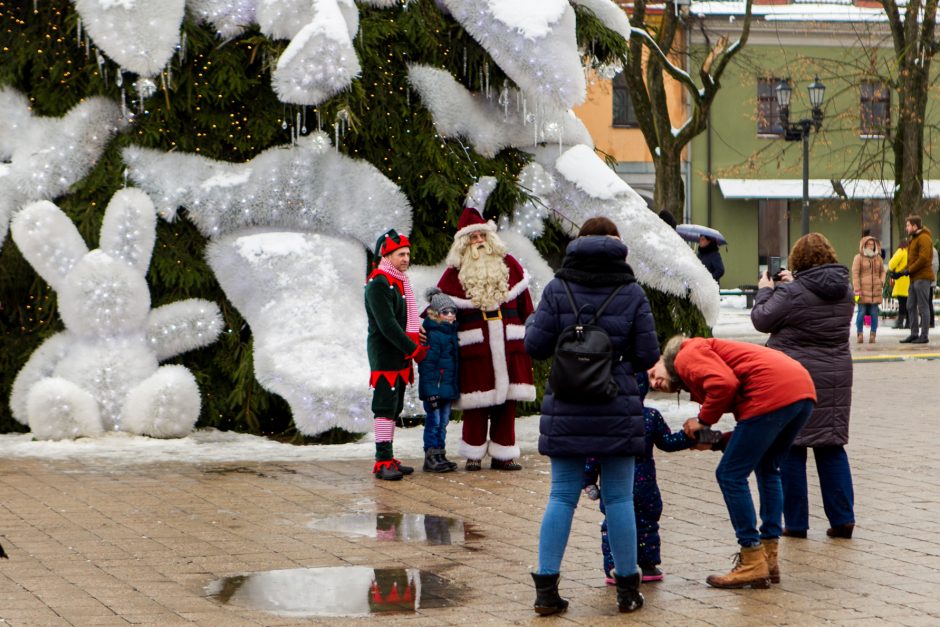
[583,371,696,582]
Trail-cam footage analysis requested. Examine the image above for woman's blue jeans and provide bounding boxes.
[716,399,814,548]
[537,456,637,576]
[856,303,880,333]
[781,445,855,531]
[422,400,451,450]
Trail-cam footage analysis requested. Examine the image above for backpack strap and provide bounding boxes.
[559,280,581,322]
[589,284,626,324]
[559,280,626,325]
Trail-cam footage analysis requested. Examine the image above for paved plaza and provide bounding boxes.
[2,333,940,625]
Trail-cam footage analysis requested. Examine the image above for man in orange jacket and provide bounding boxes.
[648,336,816,590]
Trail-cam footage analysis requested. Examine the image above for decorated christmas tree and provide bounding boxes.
[0,0,715,439]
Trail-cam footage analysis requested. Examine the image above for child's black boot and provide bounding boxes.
[614,572,644,613]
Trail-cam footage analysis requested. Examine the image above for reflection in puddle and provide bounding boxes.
[309,512,467,545]
[206,567,464,617]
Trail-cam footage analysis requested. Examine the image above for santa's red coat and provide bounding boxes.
[437,254,536,410]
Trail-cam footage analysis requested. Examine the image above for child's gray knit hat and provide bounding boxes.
[425,287,456,313]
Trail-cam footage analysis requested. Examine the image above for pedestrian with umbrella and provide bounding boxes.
[677,225,726,282]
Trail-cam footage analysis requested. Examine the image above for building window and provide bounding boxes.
[860,80,890,138]
[861,199,891,251]
[612,73,638,128]
[757,77,784,136]
[758,199,789,271]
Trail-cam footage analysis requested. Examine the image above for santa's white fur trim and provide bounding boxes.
[458,328,485,346]
[488,318,509,403]
[508,383,536,402]
[458,439,489,460]
[454,220,497,241]
[505,324,526,341]
[456,388,498,410]
[487,440,520,461]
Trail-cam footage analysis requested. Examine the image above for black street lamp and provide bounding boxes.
[776,76,826,236]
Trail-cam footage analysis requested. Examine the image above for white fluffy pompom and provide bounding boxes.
[121,366,200,438]
[27,378,103,440]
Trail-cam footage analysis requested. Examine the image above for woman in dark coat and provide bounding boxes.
[524,217,660,616]
[750,232,856,540]
[697,235,725,281]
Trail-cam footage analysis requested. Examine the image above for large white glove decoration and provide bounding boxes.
[10,189,223,440]
[123,132,413,435]
[0,86,124,247]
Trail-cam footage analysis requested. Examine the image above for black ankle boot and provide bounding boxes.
[614,572,644,613]
[530,572,568,616]
[423,449,453,473]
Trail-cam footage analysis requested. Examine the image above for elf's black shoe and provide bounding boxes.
[391,458,414,475]
[373,460,403,481]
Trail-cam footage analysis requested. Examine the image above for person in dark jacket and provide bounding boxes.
[751,232,856,540]
[697,234,725,282]
[418,288,460,473]
[524,217,660,616]
[581,371,697,585]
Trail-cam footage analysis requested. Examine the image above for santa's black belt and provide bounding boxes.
[460,307,518,322]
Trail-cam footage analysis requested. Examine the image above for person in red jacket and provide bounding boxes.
[647,336,816,589]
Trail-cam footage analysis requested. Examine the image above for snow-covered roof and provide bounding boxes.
[718,178,940,199]
[690,1,889,21]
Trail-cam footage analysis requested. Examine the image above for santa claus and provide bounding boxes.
[437,206,536,471]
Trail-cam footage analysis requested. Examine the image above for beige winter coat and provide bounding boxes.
[852,236,886,304]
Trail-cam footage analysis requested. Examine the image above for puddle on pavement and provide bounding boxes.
[206,566,466,617]
[309,512,472,545]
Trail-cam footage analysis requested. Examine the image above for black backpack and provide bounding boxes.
[548,281,625,404]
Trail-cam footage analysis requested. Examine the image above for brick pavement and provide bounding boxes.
[1,349,940,625]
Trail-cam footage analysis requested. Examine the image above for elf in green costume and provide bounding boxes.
[365,229,428,480]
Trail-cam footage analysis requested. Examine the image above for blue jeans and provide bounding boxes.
[716,399,814,547]
[781,445,854,530]
[538,456,637,576]
[855,303,879,333]
[422,400,451,450]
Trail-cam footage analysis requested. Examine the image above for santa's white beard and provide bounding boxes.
[458,244,510,310]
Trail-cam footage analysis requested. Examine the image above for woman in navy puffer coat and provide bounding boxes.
[524,217,660,616]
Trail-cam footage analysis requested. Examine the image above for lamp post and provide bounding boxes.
[776,76,826,236]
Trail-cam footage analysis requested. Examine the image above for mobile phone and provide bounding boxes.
[768,256,782,278]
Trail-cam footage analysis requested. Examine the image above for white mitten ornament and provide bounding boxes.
[10,189,223,440]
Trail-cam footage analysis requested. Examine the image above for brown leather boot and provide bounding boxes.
[761,538,780,583]
[857,332,863,343]
[705,545,771,589]
[869,332,876,344]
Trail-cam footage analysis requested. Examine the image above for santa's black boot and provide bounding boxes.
[531,573,568,616]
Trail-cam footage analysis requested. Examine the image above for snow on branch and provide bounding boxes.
[530,145,720,325]
[407,65,592,157]
[440,0,586,108]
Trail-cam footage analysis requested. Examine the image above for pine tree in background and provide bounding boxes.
[0,0,710,438]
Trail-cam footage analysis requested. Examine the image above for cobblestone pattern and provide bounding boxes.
[1,358,939,625]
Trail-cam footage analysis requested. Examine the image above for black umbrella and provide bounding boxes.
[676,224,727,246]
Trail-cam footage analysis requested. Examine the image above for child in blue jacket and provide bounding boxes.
[583,371,700,583]
[419,288,460,473]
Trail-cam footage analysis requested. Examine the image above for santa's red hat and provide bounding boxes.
[454,206,497,240]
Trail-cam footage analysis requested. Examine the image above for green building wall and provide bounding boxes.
[688,40,940,289]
